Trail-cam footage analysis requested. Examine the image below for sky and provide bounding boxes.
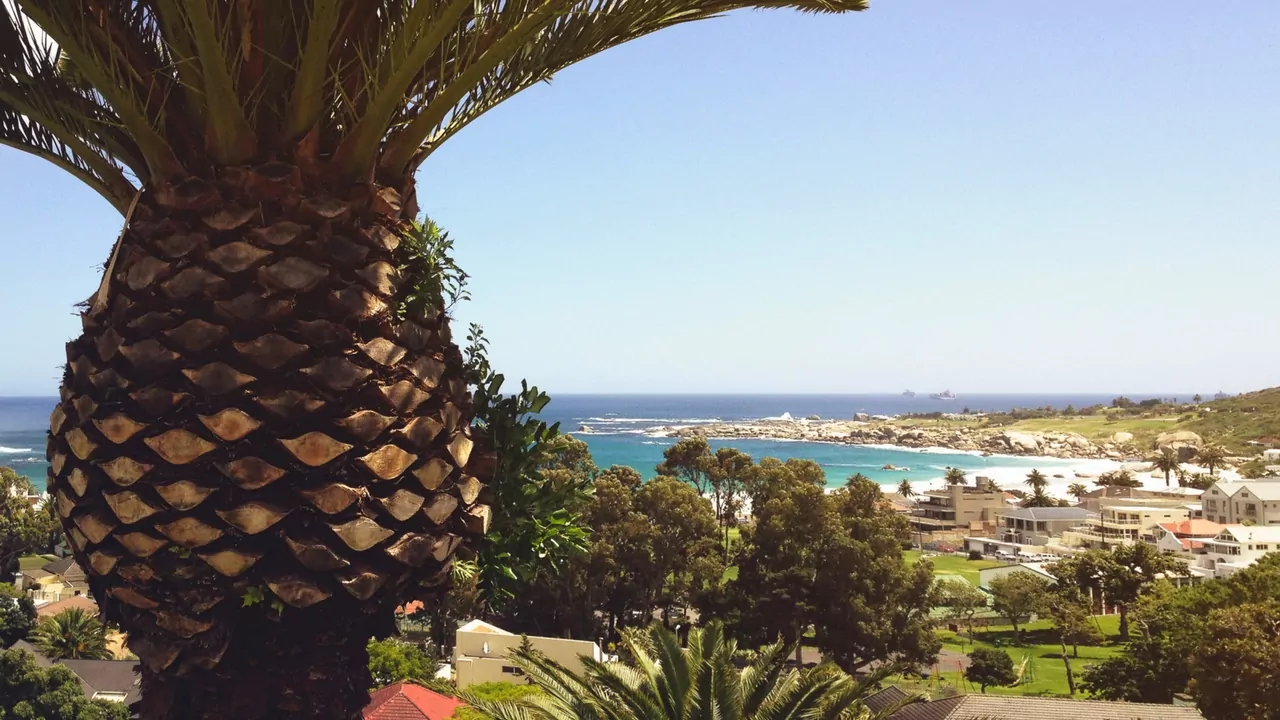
[1,1,1278,396]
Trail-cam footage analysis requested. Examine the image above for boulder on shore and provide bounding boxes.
[1112,431,1134,443]
[1002,431,1042,453]
[1156,430,1204,461]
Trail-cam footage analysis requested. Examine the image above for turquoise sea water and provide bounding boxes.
[1,393,1176,491]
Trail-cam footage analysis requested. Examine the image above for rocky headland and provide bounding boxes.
[657,419,1203,460]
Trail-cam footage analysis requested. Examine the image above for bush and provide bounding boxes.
[965,647,1018,693]
[968,550,983,561]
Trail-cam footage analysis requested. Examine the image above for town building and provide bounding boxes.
[1192,525,1280,578]
[453,619,602,689]
[1061,502,1191,550]
[11,640,140,706]
[995,506,1096,546]
[1076,485,1203,513]
[1147,519,1225,555]
[364,682,463,720]
[16,557,90,604]
[909,477,1006,539]
[1200,479,1280,526]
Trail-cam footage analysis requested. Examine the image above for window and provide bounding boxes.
[502,666,525,676]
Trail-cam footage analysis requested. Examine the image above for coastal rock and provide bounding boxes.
[806,414,821,421]
[853,413,870,422]
[1156,430,1203,461]
[1001,431,1042,454]
[1112,431,1134,444]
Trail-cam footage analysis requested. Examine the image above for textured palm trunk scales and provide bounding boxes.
[45,163,493,719]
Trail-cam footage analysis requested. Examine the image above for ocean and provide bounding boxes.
[0,393,1172,492]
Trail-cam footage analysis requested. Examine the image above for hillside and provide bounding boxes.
[891,387,1280,454]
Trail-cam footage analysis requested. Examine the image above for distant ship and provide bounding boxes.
[902,390,916,397]
[930,390,957,400]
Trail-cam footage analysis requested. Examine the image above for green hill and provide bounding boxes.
[1185,387,1280,452]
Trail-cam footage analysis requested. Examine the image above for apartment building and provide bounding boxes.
[1201,479,1280,526]
[1062,502,1190,550]
[910,477,1006,535]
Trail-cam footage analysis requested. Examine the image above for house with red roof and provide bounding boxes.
[364,682,464,720]
[1150,519,1225,554]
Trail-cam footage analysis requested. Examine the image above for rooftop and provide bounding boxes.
[1218,525,1280,543]
[1000,507,1096,520]
[887,693,1203,720]
[36,595,99,618]
[1156,519,1225,538]
[1208,479,1280,501]
[457,618,514,635]
[364,682,463,720]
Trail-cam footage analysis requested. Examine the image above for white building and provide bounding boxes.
[453,619,602,689]
[1061,503,1190,550]
[1194,525,1280,578]
[1201,479,1280,526]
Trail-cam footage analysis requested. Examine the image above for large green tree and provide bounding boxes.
[987,571,1050,633]
[32,607,113,661]
[0,467,59,583]
[724,469,937,673]
[3,0,867,715]
[936,579,985,646]
[0,647,130,720]
[0,582,37,648]
[1189,603,1280,720]
[366,637,440,689]
[467,622,910,720]
[1197,444,1228,475]
[965,647,1017,694]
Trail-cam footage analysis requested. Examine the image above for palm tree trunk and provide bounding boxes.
[1118,605,1129,640]
[46,172,486,719]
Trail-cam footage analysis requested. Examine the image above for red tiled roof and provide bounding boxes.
[364,682,464,720]
[396,600,426,615]
[36,595,99,618]
[1157,519,1225,537]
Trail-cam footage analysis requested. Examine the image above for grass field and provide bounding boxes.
[18,554,58,571]
[898,616,1124,698]
[904,551,1004,586]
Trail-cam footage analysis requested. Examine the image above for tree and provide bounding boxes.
[812,476,940,674]
[655,437,715,495]
[987,571,1050,633]
[897,479,915,499]
[1188,603,1280,720]
[1096,469,1142,487]
[32,607,112,661]
[710,447,755,557]
[1150,448,1182,488]
[965,648,1017,693]
[0,582,37,648]
[468,623,908,720]
[936,579,986,646]
[1024,469,1048,494]
[366,638,440,689]
[0,647,130,720]
[0,467,58,583]
[944,467,967,486]
[1104,543,1189,640]
[1197,444,1228,475]
[1067,483,1090,502]
[634,477,724,624]
[1193,394,1203,404]
[1020,490,1057,508]
[5,0,867,714]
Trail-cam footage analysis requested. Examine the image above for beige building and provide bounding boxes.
[1076,484,1204,513]
[18,557,90,604]
[1062,502,1190,550]
[453,619,602,689]
[910,477,1006,536]
[1193,525,1280,578]
[1201,479,1280,526]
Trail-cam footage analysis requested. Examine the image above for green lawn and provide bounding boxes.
[18,555,57,571]
[904,551,1004,586]
[896,617,1123,698]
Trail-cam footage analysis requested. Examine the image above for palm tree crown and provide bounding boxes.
[1149,448,1181,487]
[2,0,869,212]
[1067,482,1089,501]
[1024,469,1048,493]
[468,622,908,720]
[32,607,112,660]
[943,467,966,486]
[1197,444,1227,475]
[897,479,914,499]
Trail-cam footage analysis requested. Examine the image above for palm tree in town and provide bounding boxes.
[469,622,911,720]
[1024,469,1048,494]
[1067,482,1089,502]
[2,2,868,717]
[1150,447,1182,487]
[944,467,967,486]
[1197,444,1228,475]
[897,479,915,500]
[32,607,112,660]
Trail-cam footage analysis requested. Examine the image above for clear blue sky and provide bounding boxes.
[2,2,1277,396]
